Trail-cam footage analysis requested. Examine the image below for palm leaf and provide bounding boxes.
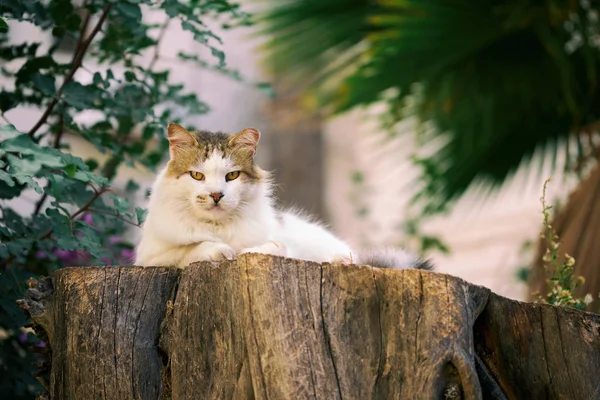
[259,0,600,207]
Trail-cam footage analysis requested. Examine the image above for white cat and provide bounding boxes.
[135,123,431,270]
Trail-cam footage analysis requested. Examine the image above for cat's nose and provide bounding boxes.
[209,192,224,203]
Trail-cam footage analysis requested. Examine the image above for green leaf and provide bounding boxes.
[65,13,81,31]
[0,124,22,141]
[135,206,148,225]
[64,164,77,178]
[210,47,226,66]
[1,134,65,168]
[110,194,131,215]
[116,3,142,20]
[0,170,14,187]
[0,91,20,112]
[0,17,8,33]
[73,170,109,186]
[162,0,184,17]
[256,82,275,98]
[142,124,159,140]
[124,70,136,82]
[31,73,56,95]
[92,72,107,88]
[125,179,140,193]
[62,81,96,109]
[6,155,43,193]
[0,180,23,199]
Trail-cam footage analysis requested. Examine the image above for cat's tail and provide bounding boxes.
[356,247,434,271]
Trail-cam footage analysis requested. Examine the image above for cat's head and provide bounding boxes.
[162,123,267,221]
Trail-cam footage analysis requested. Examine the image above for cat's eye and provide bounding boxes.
[225,171,241,182]
[189,171,205,181]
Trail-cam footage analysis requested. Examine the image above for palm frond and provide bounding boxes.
[259,0,600,206]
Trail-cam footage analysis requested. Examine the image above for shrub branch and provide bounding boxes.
[27,3,113,138]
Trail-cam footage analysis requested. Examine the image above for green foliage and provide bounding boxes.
[260,0,600,211]
[537,178,592,309]
[0,17,7,33]
[402,217,451,255]
[0,1,254,397]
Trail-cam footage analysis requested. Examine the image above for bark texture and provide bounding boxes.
[19,254,600,400]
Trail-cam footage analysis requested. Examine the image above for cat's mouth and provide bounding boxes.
[208,204,225,212]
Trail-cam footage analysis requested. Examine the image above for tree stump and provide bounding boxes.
[18,254,600,400]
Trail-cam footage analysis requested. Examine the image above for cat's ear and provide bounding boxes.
[228,128,260,157]
[167,123,198,157]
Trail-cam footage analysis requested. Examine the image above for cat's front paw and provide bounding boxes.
[182,241,237,266]
[240,241,287,258]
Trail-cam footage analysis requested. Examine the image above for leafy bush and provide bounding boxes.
[0,1,255,397]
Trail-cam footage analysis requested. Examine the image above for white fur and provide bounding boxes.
[355,247,430,270]
[268,211,353,263]
[135,151,353,268]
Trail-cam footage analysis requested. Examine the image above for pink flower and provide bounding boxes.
[81,213,93,225]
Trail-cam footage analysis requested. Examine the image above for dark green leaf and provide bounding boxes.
[62,81,96,109]
[125,179,139,192]
[0,17,8,33]
[124,70,136,82]
[116,3,142,20]
[65,13,81,30]
[31,73,56,95]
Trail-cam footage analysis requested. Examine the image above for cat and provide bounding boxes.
[134,123,432,271]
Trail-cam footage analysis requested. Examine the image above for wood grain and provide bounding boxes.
[19,254,600,400]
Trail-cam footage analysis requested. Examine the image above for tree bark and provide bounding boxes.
[19,254,600,400]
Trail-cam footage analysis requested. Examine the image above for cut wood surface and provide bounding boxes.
[19,254,600,400]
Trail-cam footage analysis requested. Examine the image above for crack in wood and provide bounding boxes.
[243,256,270,400]
[371,267,385,392]
[319,264,344,400]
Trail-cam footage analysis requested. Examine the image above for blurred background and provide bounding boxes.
[2,0,600,396]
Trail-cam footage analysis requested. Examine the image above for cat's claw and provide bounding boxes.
[240,241,288,258]
[182,241,237,265]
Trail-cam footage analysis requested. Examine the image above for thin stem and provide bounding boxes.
[147,19,170,71]
[70,187,110,220]
[33,110,66,215]
[88,207,141,227]
[27,2,113,138]
[71,6,92,66]
[52,110,66,148]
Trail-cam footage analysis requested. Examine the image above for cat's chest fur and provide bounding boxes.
[199,206,277,251]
